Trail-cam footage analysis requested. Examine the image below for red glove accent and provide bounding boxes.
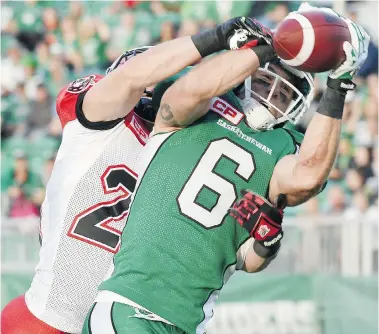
[229,191,284,247]
[241,40,259,49]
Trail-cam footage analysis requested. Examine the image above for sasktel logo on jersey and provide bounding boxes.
[210,98,244,125]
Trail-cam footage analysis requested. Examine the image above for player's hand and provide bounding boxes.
[219,17,273,50]
[330,20,370,80]
[328,19,370,90]
[297,2,342,17]
[296,3,370,92]
[229,191,285,250]
[191,17,274,58]
[219,17,277,65]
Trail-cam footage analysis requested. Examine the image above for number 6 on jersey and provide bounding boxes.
[177,138,256,228]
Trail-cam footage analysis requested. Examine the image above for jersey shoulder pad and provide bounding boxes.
[56,74,104,129]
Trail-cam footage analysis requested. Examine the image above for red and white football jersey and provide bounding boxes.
[25,74,150,333]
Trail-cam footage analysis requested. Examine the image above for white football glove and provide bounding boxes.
[297,2,338,16]
[329,19,370,80]
[298,3,370,80]
[298,3,370,90]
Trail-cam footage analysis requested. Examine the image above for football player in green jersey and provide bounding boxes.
[83,11,369,334]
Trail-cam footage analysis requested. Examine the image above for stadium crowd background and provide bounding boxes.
[1,0,378,223]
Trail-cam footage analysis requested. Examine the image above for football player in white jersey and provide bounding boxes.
[1,17,270,334]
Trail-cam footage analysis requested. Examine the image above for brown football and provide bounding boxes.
[273,8,351,72]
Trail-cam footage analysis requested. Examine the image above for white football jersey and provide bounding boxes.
[25,75,150,333]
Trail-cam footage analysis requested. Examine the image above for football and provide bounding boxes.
[272,9,351,72]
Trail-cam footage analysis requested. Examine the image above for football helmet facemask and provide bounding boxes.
[234,59,314,131]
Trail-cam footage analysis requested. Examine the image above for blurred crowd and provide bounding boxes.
[1,1,378,222]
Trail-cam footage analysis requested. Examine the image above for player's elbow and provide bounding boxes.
[294,174,324,203]
[294,164,326,194]
[302,176,324,194]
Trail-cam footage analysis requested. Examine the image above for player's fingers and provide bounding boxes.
[239,18,256,36]
[356,24,370,52]
[346,20,361,54]
[228,207,238,216]
[342,41,355,62]
[298,2,314,11]
[240,189,253,197]
[243,200,258,212]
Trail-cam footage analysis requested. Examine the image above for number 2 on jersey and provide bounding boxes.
[177,138,255,228]
[67,165,137,253]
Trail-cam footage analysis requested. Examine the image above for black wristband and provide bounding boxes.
[253,239,281,259]
[327,77,356,92]
[191,29,222,58]
[252,45,276,66]
[316,86,346,119]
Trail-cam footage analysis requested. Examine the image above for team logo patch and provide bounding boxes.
[257,224,270,238]
[67,75,96,94]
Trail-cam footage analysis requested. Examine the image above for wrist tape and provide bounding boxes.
[253,239,281,259]
[191,29,222,58]
[316,86,346,119]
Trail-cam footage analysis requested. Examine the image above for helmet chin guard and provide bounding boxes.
[240,60,314,131]
[242,97,276,131]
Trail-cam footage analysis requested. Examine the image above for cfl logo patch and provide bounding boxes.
[257,224,271,238]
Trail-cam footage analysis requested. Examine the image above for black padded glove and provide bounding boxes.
[229,191,286,258]
[191,17,274,57]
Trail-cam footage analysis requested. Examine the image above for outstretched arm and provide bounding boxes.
[83,37,202,123]
[269,18,370,206]
[83,17,273,124]
[155,45,275,132]
[269,107,342,206]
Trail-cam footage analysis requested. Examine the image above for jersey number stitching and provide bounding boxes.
[177,138,256,228]
[67,165,137,253]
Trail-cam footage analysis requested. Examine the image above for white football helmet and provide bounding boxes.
[235,59,314,131]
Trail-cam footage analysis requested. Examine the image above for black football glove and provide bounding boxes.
[191,17,276,64]
[221,17,273,50]
[229,190,286,258]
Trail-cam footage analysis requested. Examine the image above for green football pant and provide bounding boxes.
[82,301,187,334]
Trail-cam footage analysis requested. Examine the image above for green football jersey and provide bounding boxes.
[100,96,303,333]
